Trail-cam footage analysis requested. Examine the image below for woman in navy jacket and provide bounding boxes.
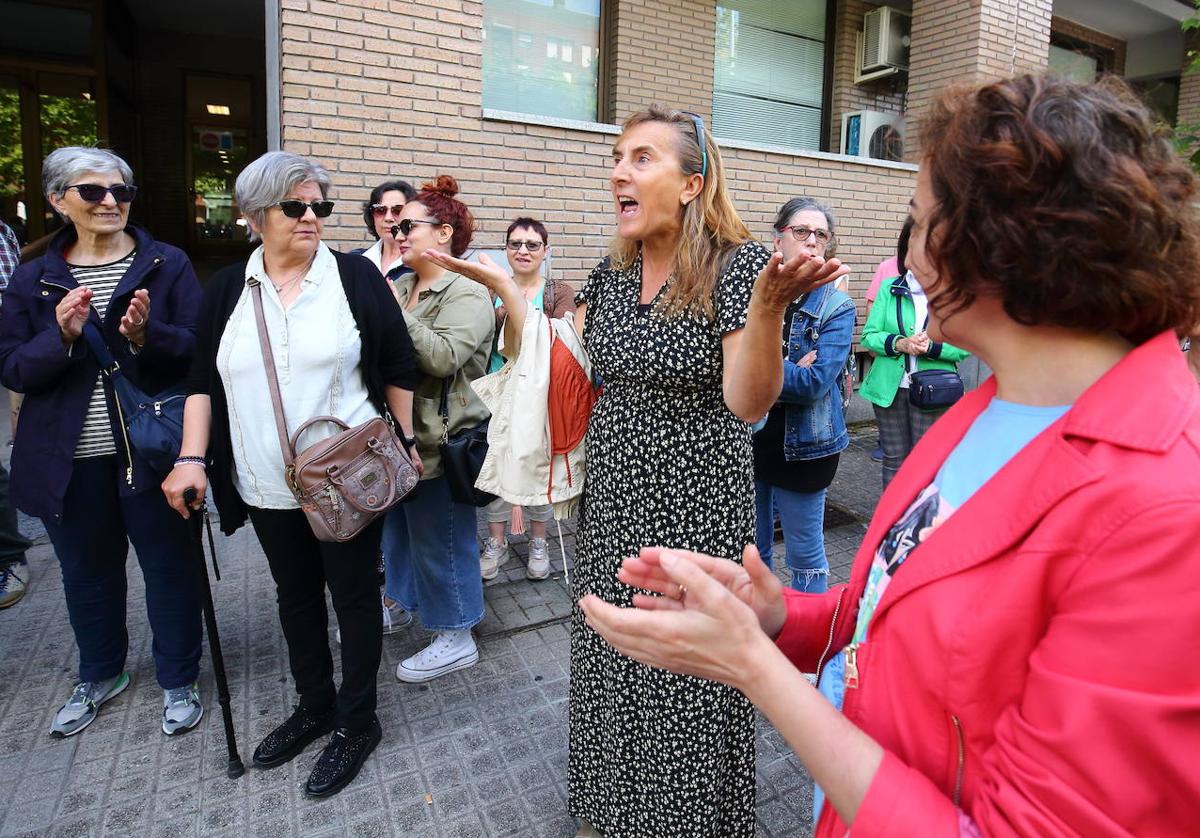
[0,146,204,739]
[753,198,855,593]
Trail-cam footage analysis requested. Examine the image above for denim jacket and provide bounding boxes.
[776,283,855,461]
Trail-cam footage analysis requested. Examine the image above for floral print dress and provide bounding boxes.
[568,242,770,837]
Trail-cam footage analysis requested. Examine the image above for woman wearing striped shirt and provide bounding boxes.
[0,146,205,740]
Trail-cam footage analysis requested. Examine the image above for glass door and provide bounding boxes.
[0,74,26,242]
[186,74,255,261]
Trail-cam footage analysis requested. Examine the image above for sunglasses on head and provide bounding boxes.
[275,200,334,219]
[681,112,708,179]
[66,183,137,203]
[393,218,443,236]
[370,203,406,218]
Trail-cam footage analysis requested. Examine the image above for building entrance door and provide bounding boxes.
[186,73,255,261]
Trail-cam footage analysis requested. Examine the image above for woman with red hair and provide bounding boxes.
[582,75,1200,836]
[384,176,495,683]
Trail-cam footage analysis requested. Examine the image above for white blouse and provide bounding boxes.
[217,242,378,509]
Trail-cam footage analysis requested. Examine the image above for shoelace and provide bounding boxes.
[67,682,96,708]
[0,567,21,590]
[165,687,195,709]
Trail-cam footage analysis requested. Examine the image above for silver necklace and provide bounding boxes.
[271,254,315,294]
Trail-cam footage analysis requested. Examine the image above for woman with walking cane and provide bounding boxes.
[163,150,421,798]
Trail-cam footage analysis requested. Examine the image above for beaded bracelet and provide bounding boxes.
[174,456,206,469]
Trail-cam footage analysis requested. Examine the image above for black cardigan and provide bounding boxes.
[188,249,419,535]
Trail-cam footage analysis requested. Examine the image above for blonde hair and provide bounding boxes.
[608,105,753,318]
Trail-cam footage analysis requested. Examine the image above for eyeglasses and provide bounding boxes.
[506,239,544,253]
[370,203,406,218]
[681,111,708,179]
[781,225,832,246]
[66,184,138,203]
[275,200,334,219]
[394,218,443,236]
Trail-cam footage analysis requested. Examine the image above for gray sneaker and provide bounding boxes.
[49,673,130,738]
[480,537,507,581]
[162,683,204,735]
[526,537,551,580]
[0,564,26,609]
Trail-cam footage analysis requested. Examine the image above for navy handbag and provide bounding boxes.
[81,323,187,474]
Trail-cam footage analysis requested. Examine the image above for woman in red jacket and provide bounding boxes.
[581,74,1200,836]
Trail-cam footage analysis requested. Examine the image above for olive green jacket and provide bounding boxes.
[860,274,970,408]
[395,270,495,479]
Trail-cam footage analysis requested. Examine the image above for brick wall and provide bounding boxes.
[905,0,1051,160]
[608,0,715,123]
[827,0,906,153]
[279,0,913,324]
[1050,15,1127,76]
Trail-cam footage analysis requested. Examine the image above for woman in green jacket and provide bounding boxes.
[860,257,969,487]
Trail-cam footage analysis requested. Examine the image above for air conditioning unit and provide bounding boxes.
[855,6,911,83]
[841,110,906,162]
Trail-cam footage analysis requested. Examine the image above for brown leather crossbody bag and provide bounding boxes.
[248,278,418,542]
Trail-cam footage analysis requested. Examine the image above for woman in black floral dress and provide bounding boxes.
[432,106,846,837]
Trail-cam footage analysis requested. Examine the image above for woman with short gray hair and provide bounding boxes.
[0,145,205,739]
[163,150,421,798]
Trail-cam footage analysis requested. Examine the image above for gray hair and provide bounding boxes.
[773,197,838,256]
[42,146,134,204]
[235,151,332,241]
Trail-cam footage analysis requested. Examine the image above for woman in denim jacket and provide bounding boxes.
[753,198,855,592]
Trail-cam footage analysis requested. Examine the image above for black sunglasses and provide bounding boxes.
[681,111,708,178]
[66,183,137,203]
[394,218,443,236]
[506,239,544,252]
[275,200,334,219]
[370,203,406,218]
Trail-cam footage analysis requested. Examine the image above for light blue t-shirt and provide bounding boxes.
[811,397,1071,821]
[488,285,546,373]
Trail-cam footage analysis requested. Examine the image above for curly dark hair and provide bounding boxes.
[920,74,1200,344]
[413,174,474,257]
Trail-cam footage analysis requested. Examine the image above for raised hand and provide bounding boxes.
[753,251,850,313]
[119,288,150,345]
[55,287,92,343]
[617,544,787,638]
[425,250,514,295]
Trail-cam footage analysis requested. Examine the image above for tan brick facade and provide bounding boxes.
[1178,30,1200,147]
[279,0,915,325]
[905,0,1052,160]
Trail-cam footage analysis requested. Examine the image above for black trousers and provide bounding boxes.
[248,507,383,731]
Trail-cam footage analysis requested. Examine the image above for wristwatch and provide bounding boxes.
[401,433,418,452]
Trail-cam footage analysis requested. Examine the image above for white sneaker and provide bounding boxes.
[480,537,507,581]
[395,630,479,683]
[526,537,551,580]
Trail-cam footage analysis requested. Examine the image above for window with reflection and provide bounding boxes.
[483,0,602,122]
[712,0,830,151]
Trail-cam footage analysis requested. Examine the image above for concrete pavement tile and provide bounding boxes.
[291,797,339,832]
[108,766,156,803]
[100,794,150,835]
[498,739,535,765]
[249,787,290,820]
[0,753,28,782]
[151,776,201,819]
[12,767,66,802]
[471,773,516,806]
[481,797,532,836]
[529,815,578,838]
[345,814,392,838]
[1,794,58,835]
[511,759,554,791]
[429,785,474,820]
[200,799,246,832]
[386,800,436,835]
[424,759,466,791]
[250,816,292,838]
[440,812,488,838]
[413,736,455,769]
[50,812,102,838]
[151,814,200,838]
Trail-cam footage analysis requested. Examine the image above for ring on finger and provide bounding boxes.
[132,316,146,327]
[676,584,688,603]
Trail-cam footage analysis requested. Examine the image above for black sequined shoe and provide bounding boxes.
[304,716,382,798]
[252,705,335,769]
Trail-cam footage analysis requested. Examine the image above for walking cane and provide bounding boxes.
[183,488,245,779]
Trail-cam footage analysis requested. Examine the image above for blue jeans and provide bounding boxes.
[383,474,484,632]
[41,456,202,688]
[754,480,829,593]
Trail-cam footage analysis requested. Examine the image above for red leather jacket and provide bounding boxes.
[777,331,1200,837]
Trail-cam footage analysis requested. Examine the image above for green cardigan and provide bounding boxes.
[860,275,969,408]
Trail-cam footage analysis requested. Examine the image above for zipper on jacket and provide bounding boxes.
[844,643,860,689]
[814,586,846,686]
[951,714,965,807]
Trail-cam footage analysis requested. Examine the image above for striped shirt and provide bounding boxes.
[70,251,136,458]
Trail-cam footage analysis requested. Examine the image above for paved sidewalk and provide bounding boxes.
[0,425,882,838]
